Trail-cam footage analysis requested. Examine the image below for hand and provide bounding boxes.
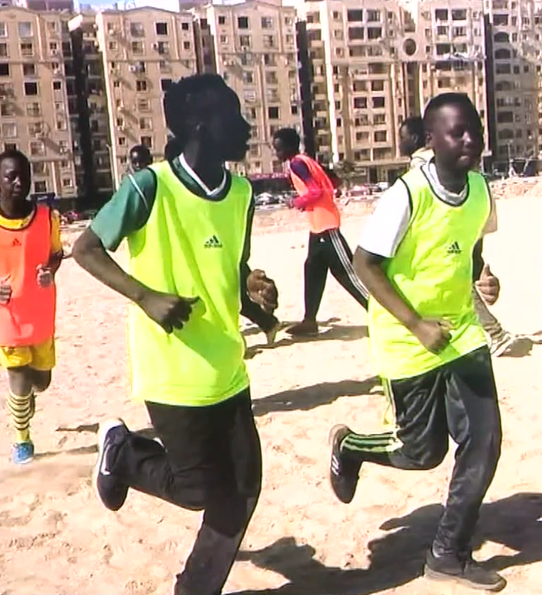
[475,264,500,306]
[138,289,199,334]
[37,265,54,288]
[412,319,452,354]
[0,281,11,305]
[247,269,278,313]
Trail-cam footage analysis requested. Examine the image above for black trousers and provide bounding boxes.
[304,228,368,320]
[343,347,502,555]
[110,389,262,595]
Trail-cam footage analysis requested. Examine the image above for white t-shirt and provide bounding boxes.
[359,162,497,257]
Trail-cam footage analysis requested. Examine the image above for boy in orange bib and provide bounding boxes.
[0,150,62,464]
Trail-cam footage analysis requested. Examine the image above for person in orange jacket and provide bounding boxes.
[273,128,368,336]
[0,149,62,464]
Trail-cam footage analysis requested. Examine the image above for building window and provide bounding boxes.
[451,9,467,20]
[136,80,148,92]
[354,97,367,109]
[30,141,45,156]
[1,123,16,138]
[261,16,274,29]
[220,35,228,44]
[371,80,384,92]
[265,71,278,85]
[137,98,151,111]
[113,80,120,88]
[18,22,33,38]
[0,43,7,57]
[62,42,71,56]
[239,35,251,48]
[268,106,280,119]
[372,96,385,109]
[237,16,249,29]
[20,42,33,57]
[367,10,381,22]
[51,62,61,74]
[4,143,17,151]
[139,117,152,130]
[26,102,41,117]
[182,22,190,31]
[291,105,298,116]
[130,22,145,38]
[159,59,171,72]
[0,23,6,37]
[56,119,67,131]
[243,71,254,84]
[347,9,363,22]
[183,41,191,50]
[47,21,58,33]
[160,78,172,91]
[155,22,168,35]
[218,16,226,25]
[32,162,48,175]
[118,137,126,147]
[263,53,275,66]
[34,181,47,193]
[156,41,169,55]
[368,27,382,40]
[348,27,364,40]
[374,130,387,142]
[0,63,9,77]
[131,41,144,54]
[0,102,14,116]
[435,9,448,21]
[62,178,73,188]
[141,136,152,148]
[24,82,38,96]
[109,41,118,51]
[60,160,69,169]
[53,80,62,91]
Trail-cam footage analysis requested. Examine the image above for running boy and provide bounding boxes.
[273,128,368,336]
[329,94,506,591]
[0,149,62,464]
[399,116,517,357]
[73,74,267,595]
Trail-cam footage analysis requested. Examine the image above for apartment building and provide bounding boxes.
[485,0,538,169]
[194,0,301,175]
[0,6,77,198]
[94,8,199,187]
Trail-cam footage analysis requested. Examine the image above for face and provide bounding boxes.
[0,157,31,205]
[272,137,294,163]
[201,87,251,162]
[427,104,483,172]
[130,149,152,171]
[399,125,419,158]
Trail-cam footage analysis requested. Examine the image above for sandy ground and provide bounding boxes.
[1,197,542,595]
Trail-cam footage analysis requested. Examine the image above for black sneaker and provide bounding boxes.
[329,424,361,504]
[94,419,130,512]
[424,550,506,591]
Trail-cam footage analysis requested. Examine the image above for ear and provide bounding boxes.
[425,130,434,149]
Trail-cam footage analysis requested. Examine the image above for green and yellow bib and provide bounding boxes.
[127,161,251,406]
[368,167,490,380]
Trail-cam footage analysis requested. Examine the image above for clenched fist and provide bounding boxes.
[247,269,278,314]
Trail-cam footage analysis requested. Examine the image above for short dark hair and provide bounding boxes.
[163,74,229,142]
[400,117,425,140]
[164,137,183,161]
[423,92,481,133]
[129,144,152,159]
[273,128,301,152]
[0,149,30,172]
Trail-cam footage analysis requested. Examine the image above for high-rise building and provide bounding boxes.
[193,0,301,175]
[0,6,77,199]
[94,7,199,188]
[485,0,538,171]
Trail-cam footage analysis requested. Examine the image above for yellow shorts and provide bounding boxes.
[0,338,56,371]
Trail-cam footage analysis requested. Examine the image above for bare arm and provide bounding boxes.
[353,246,451,353]
[72,227,148,305]
[353,247,420,333]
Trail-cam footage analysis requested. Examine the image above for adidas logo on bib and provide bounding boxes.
[204,235,222,248]
[447,241,461,254]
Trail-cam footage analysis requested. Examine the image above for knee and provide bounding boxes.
[33,371,52,393]
[405,443,448,470]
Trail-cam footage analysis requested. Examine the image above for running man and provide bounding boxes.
[273,128,368,337]
[73,74,268,595]
[0,149,62,464]
[399,116,517,357]
[330,94,505,591]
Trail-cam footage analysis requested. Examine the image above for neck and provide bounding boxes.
[183,141,224,189]
[0,197,29,219]
[434,157,468,194]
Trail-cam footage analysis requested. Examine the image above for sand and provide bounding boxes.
[1,196,542,595]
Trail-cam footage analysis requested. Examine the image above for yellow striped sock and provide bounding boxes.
[8,391,32,443]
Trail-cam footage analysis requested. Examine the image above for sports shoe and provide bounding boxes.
[265,320,281,345]
[489,332,517,357]
[12,441,34,465]
[94,419,130,511]
[425,550,506,591]
[286,320,319,337]
[329,424,361,504]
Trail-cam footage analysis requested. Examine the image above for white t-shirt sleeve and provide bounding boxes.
[482,188,498,235]
[358,181,412,258]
